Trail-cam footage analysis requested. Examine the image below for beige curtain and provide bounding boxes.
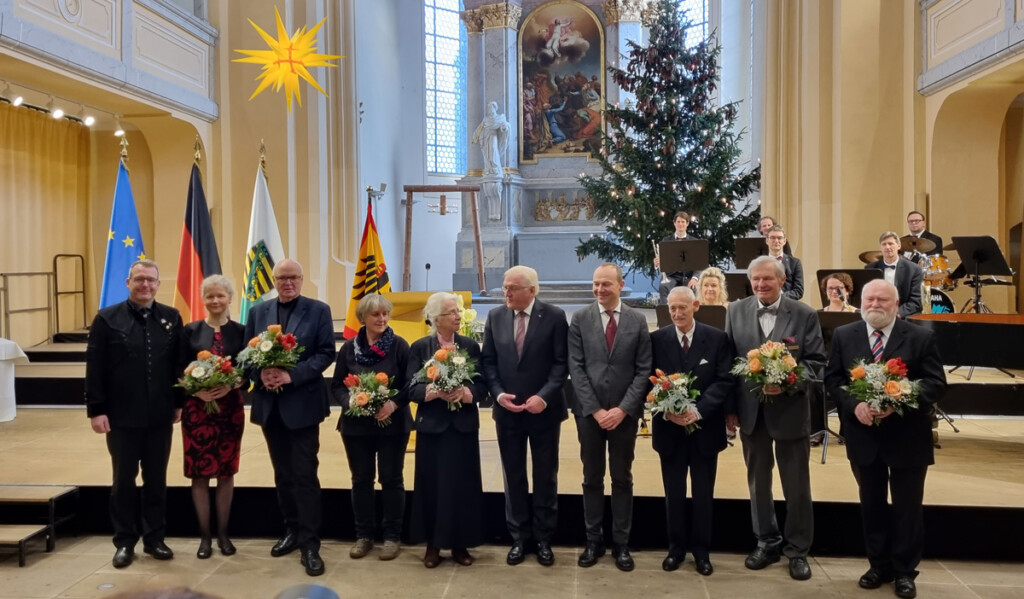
[0,102,90,344]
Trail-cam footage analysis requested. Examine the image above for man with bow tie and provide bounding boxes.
[765,225,804,300]
[725,256,826,581]
[864,231,923,318]
[650,286,735,576]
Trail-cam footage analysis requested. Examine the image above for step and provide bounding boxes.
[0,524,51,566]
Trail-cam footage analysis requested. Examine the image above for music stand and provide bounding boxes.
[659,239,709,276]
[951,235,1013,314]
[655,304,727,331]
[734,237,769,270]
[724,272,753,300]
[815,269,884,310]
[813,311,860,463]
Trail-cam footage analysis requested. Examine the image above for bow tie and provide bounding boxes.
[775,256,783,262]
[884,264,897,270]
[757,306,777,317]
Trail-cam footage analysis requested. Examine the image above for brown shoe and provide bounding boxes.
[423,545,441,568]
[379,540,400,561]
[452,548,474,566]
[349,538,373,559]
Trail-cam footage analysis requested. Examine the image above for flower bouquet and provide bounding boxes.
[730,340,805,402]
[342,371,399,427]
[456,295,484,341]
[416,345,479,411]
[646,369,701,433]
[176,350,243,414]
[841,357,920,425]
[236,324,304,392]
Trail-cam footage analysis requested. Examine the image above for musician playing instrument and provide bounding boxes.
[655,211,699,304]
[864,232,922,319]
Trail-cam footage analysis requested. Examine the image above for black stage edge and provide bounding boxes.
[23,348,87,363]
[61,486,1024,562]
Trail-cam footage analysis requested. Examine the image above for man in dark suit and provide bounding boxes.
[904,210,943,262]
[765,225,804,300]
[651,286,735,576]
[825,280,946,599]
[725,256,826,581]
[481,265,569,567]
[656,210,699,303]
[759,215,792,255]
[865,231,923,318]
[568,262,652,571]
[244,258,336,576]
[86,259,183,568]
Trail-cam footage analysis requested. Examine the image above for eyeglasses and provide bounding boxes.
[438,310,461,318]
[767,236,786,241]
[907,219,924,224]
[274,275,301,282]
[130,277,159,285]
[827,286,846,292]
[502,285,530,293]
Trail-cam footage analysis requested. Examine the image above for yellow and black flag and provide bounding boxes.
[343,200,391,338]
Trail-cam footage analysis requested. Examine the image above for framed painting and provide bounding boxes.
[519,0,605,163]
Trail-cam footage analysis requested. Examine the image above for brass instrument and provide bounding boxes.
[653,240,670,284]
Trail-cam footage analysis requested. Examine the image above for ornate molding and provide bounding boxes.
[603,0,646,24]
[478,2,521,30]
[460,8,484,33]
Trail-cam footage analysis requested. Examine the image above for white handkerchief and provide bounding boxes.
[699,358,708,365]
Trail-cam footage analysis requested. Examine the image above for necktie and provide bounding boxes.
[514,311,527,357]
[776,256,783,262]
[884,264,896,270]
[871,329,884,363]
[681,334,690,354]
[605,309,617,351]
[757,305,777,317]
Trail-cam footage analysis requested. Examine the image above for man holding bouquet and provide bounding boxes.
[243,259,336,576]
[649,286,734,576]
[824,280,946,599]
[725,255,826,580]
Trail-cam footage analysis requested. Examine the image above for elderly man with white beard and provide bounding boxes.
[824,280,946,599]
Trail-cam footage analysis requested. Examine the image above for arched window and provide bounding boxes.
[679,0,709,48]
[425,0,467,175]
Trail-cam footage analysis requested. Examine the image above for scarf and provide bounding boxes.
[354,326,395,366]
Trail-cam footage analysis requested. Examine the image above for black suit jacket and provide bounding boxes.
[406,333,487,434]
[864,258,923,318]
[778,254,804,300]
[481,300,569,431]
[649,322,735,457]
[330,331,413,436]
[824,319,947,468]
[178,320,246,370]
[244,296,336,430]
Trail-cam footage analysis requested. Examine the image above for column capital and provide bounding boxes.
[477,2,522,30]
[603,0,648,25]
[461,8,484,33]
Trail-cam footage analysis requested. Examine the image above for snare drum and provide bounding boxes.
[921,254,950,284]
[929,288,954,314]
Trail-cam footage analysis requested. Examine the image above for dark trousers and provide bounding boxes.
[496,422,560,543]
[659,445,718,560]
[576,414,638,545]
[341,432,409,542]
[851,459,928,576]
[106,425,173,548]
[262,407,322,550]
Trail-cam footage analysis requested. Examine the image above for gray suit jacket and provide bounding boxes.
[568,302,652,419]
[725,295,826,440]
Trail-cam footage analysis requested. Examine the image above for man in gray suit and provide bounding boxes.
[725,256,826,581]
[568,263,652,572]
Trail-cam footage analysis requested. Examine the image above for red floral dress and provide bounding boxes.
[181,331,245,478]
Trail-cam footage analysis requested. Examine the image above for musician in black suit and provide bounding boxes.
[765,225,804,300]
[244,259,336,577]
[481,266,569,567]
[656,211,700,303]
[904,211,943,261]
[864,231,923,318]
[650,286,735,576]
[824,280,946,599]
[759,215,792,255]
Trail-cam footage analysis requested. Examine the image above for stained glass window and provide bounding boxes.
[425,0,466,175]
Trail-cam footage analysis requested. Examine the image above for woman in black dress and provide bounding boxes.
[406,292,486,568]
[331,294,412,561]
[178,275,245,559]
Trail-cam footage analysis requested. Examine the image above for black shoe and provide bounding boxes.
[662,553,683,572]
[695,557,714,576]
[858,568,895,589]
[112,546,134,568]
[789,556,812,580]
[196,539,212,560]
[271,532,299,557]
[744,547,781,570]
[143,542,174,560]
[300,548,325,576]
[577,541,605,567]
[894,575,917,598]
[536,541,554,566]
[506,540,527,565]
[218,538,236,556]
[612,544,634,572]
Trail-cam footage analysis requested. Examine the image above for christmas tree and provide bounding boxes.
[576,0,761,279]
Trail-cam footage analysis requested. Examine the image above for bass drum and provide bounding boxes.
[929,289,954,314]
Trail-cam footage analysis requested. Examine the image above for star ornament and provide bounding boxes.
[233,7,342,112]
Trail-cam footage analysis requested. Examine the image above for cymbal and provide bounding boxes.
[900,235,936,253]
[859,250,882,264]
[944,242,957,251]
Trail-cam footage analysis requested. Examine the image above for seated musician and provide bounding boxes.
[820,273,857,312]
[696,267,729,307]
[864,231,922,318]
[655,211,699,304]
[759,215,792,255]
[766,225,804,300]
[904,211,943,263]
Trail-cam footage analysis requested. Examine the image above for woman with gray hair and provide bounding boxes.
[330,293,412,561]
[406,292,486,568]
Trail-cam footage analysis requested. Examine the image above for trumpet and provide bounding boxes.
[653,240,670,284]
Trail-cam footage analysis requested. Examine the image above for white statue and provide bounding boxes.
[472,101,510,176]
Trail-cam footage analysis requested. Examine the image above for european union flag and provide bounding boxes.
[99,161,146,308]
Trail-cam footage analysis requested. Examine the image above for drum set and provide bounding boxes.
[857,236,955,313]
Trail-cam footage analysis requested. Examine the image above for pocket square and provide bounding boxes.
[699,358,709,365]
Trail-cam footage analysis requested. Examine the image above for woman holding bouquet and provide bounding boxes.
[406,292,486,568]
[330,294,412,561]
[177,275,245,559]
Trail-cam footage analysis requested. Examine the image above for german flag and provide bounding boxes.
[174,164,222,322]
[343,200,391,338]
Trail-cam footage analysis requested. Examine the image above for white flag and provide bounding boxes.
[239,164,285,324]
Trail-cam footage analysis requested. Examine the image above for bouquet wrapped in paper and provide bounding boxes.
[841,357,920,425]
[646,369,701,434]
[730,340,805,402]
[416,345,479,411]
[176,350,243,414]
[236,324,304,392]
[342,371,399,427]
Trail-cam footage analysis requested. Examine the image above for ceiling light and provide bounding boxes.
[113,115,125,137]
[47,96,64,119]
[1,82,23,106]
[76,105,95,126]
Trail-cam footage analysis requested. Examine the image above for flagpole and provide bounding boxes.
[119,136,129,171]
[194,136,202,165]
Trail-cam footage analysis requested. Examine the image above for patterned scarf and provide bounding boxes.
[354,326,395,366]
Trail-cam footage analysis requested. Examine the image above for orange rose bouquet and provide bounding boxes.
[645,369,701,434]
[730,340,806,402]
[176,350,243,414]
[236,324,305,392]
[841,357,920,425]
[342,371,399,427]
[416,345,479,411]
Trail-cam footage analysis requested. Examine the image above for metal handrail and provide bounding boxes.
[0,271,55,344]
[53,254,87,334]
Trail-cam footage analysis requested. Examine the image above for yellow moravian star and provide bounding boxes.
[233,7,342,112]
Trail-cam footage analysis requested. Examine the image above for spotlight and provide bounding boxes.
[113,115,125,137]
[47,96,64,119]
[76,105,95,126]
[1,82,23,106]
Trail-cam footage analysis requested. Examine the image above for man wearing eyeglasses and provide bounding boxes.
[903,211,943,263]
[86,260,184,569]
[244,259,336,576]
[765,225,803,300]
[481,265,569,567]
